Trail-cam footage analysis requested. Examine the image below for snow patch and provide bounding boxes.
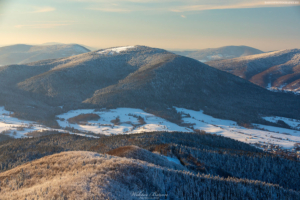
[207,54,223,60]
[165,156,182,165]
[263,116,300,130]
[98,46,135,55]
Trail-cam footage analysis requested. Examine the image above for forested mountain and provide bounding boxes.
[0,44,90,66]
[207,49,300,93]
[173,45,264,62]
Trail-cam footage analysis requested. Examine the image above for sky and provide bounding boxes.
[0,0,300,51]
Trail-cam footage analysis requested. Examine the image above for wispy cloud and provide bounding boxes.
[87,7,131,12]
[69,0,300,13]
[15,24,68,29]
[69,0,162,2]
[69,0,171,13]
[181,15,186,18]
[170,0,299,12]
[31,6,56,13]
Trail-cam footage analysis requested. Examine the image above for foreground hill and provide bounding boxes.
[173,45,264,62]
[1,151,299,200]
[0,132,299,192]
[0,131,300,200]
[0,44,90,66]
[207,49,300,93]
[0,46,299,126]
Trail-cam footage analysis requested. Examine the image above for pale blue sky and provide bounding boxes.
[0,0,299,51]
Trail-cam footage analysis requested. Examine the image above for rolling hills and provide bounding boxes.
[173,45,264,62]
[207,49,300,93]
[0,44,90,66]
[0,45,299,127]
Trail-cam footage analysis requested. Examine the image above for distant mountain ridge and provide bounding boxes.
[206,48,300,93]
[173,45,264,62]
[0,44,90,66]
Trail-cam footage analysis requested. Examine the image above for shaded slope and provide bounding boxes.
[17,46,175,104]
[207,49,300,92]
[173,45,264,62]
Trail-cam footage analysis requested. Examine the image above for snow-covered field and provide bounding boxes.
[56,107,300,150]
[263,116,300,129]
[175,107,300,150]
[56,108,189,136]
[1,106,300,151]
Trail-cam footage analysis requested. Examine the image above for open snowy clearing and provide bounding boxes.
[56,108,189,136]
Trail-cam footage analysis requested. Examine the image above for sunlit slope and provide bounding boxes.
[207,49,300,93]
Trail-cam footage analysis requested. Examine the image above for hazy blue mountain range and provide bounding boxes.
[173,45,264,62]
[0,44,90,66]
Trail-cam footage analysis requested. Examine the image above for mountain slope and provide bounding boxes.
[207,49,300,92]
[0,44,90,66]
[0,46,299,125]
[173,45,264,62]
